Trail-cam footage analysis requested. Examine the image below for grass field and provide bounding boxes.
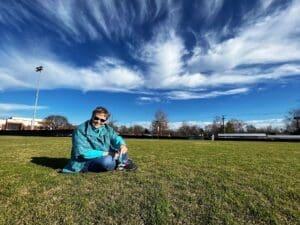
[0,136,299,225]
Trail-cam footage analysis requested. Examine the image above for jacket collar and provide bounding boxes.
[86,120,106,136]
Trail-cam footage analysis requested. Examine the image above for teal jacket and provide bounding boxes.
[62,120,125,173]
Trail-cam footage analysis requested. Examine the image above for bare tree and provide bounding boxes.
[245,124,257,133]
[132,125,145,135]
[151,110,169,136]
[176,122,190,136]
[176,122,203,136]
[209,116,223,134]
[119,125,129,135]
[44,115,70,130]
[225,119,245,133]
[256,125,281,134]
[285,108,300,134]
[107,118,119,132]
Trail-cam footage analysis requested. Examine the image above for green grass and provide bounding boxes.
[0,136,299,225]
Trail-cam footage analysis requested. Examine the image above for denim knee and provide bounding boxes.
[102,155,116,171]
[84,156,116,172]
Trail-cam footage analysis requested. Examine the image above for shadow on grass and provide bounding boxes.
[31,157,69,170]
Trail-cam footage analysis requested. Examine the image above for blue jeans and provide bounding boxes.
[82,153,128,172]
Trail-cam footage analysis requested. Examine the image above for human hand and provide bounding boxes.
[119,144,128,155]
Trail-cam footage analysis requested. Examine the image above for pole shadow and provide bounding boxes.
[31,157,69,170]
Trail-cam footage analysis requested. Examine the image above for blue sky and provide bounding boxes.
[0,0,300,129]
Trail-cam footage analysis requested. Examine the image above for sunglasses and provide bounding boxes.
[93,116,106,122]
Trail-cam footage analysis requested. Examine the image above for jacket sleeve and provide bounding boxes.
[109,128,126,150]
[81,149,106,159]
[72,127,91,159]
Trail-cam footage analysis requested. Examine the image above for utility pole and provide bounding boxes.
[222,115,225,133]
[294,115,300,130]
[31,66,43,130]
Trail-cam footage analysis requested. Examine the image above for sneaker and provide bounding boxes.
[117,159,137,171]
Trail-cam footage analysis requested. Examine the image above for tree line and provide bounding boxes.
[43,108,300,136]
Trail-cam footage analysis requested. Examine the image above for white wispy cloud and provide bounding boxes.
[138,30,210,90]
[245,118,285,128]
[198,63,300,87]
[120,120,152,129]
[201,0,224,22]
[188,0,300,71]
[137,96,161,104]
[0,46,144,92]
[259,0,274,10]
[140,31,186,88]
[0,103,47,111]
[167,88,249,100]
[0,0,178,42]
[169,121,211,130]
[134,0,299,99]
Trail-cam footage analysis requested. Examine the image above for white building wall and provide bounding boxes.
[0,119,6,130]
[0,117,45,130]
[7,117,44,126]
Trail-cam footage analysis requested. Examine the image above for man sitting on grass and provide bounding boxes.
[62,106,137,173]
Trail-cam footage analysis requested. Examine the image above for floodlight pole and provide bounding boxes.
[31,66,43,130]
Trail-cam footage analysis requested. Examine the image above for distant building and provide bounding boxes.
[0,117,45,130]
[0,119,5,130]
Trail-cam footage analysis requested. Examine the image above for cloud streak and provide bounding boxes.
[0,103,47,111]
[0,0,179,42]
[167,88,249,100]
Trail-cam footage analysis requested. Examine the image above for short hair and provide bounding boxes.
[92,106,110,118]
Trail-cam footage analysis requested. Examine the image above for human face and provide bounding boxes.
[91,112,107,128]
